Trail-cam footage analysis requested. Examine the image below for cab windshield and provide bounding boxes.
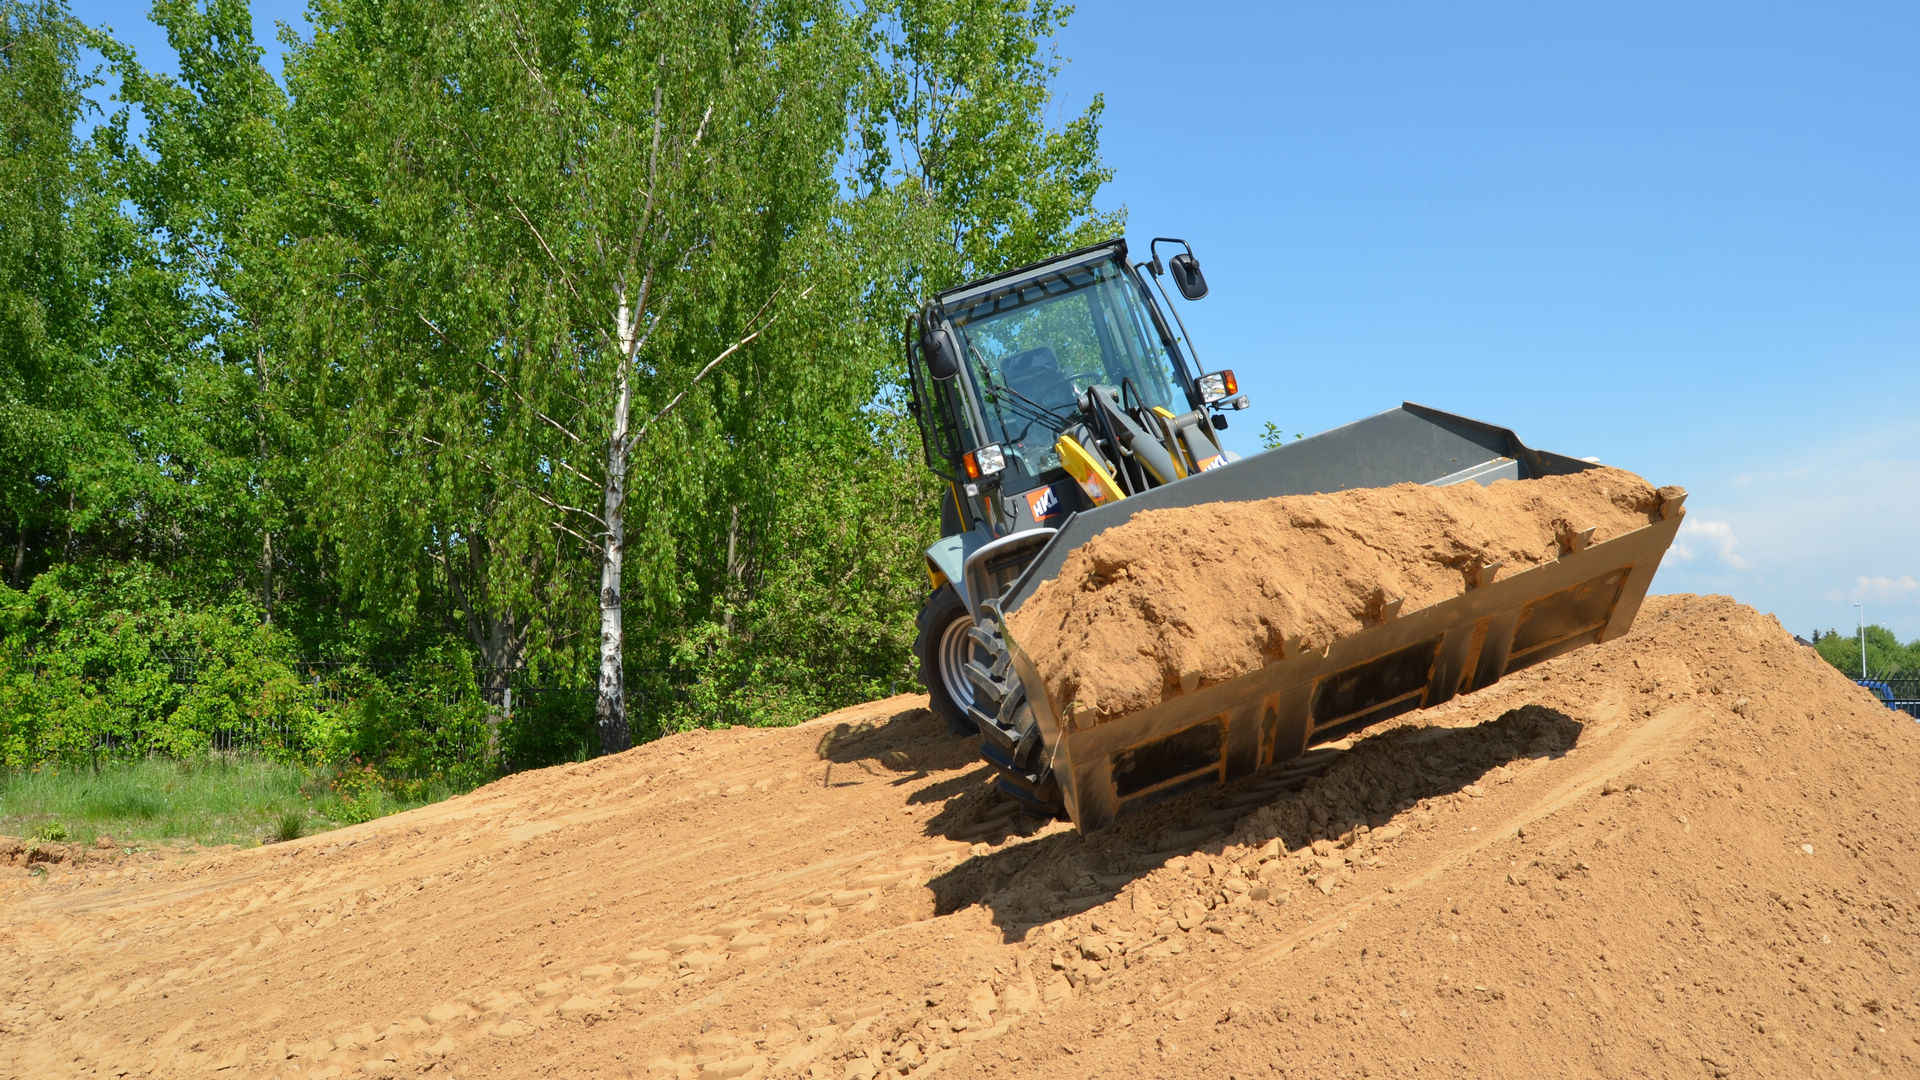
[948,258,1188,476]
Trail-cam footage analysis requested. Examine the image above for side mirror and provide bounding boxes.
[1169,252,1208,300]
[921,324,960,380]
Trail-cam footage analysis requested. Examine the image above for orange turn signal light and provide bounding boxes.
[962,444,1005,480]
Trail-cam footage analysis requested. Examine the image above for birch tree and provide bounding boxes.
[283,0,856,749]
[0,1,121,584]
[103,0,304,615]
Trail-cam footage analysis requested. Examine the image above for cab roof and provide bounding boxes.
[931,238,1128,312]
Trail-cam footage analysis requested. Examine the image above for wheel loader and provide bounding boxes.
[906,237,1684,829]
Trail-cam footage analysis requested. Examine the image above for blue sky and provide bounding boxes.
[85,1,1919,643]
[1055,1,1920,644]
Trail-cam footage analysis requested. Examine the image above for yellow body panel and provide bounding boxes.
[1056,435,1126,506]
[1149,406,1192,477]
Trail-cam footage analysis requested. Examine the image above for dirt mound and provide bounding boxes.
[1008,466,1677,720]
[4,596,1918,1080]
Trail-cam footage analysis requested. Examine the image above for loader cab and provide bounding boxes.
[906,239,1211,537]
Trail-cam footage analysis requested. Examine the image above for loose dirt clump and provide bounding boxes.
[0,840,77,869]
[1008,466,1677,720]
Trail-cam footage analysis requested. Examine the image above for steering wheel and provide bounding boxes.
[996,382,1082,471]
[1120,376,1148,422]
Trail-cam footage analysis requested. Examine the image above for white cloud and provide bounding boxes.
[1640,420,1920,640]
[1672,518,1748,569]
[1854,575,1920,606]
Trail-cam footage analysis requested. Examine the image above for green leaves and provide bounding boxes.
[0,565,321,767]
[1813,626,1920,680]
[849,0,1122,293]
[1,1,106,583]
[4,0,1123,755]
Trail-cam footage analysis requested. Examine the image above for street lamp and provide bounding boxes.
[1855,602,1867,679]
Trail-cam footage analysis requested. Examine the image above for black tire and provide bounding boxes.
[978,694,1067,819]
[964,602,1068,820]
[914,585,979,736]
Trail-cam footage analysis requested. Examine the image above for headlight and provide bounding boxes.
[1197,369,1238,403]
[963,444,1006,479]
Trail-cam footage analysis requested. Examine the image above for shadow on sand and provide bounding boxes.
[809,701,1064,843]
[811,703,989,793]
[922,704,1584,943]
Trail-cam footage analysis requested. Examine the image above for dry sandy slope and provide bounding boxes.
[2,594,1917,1079]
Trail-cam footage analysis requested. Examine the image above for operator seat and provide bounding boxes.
[1000,347,1076,411]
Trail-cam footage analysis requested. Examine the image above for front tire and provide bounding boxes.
[914,585,979,736]
[954,599,1068,820]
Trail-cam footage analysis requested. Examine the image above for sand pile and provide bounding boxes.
[964,594,1920,1077]
[1008,466,1679,720]
[5,594,1917,1080]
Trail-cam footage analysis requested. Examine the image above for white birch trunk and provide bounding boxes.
[256,348,275,626]
[595,292,637,753]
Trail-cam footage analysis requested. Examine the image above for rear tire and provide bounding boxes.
[914,585,979,737]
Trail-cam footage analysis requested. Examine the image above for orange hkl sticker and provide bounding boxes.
[1025,486,1063,520]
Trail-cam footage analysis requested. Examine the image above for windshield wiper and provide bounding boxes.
[979,373,1074,428]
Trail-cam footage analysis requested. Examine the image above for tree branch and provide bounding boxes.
[479,358,586,445]
[546,454,600,489]
[628,283,812,451]
[501,10,557,109]
[417,312,592,449]
[503,191,583,302]
[616,83,666,310]
[398,429,605,527]
[548,517,605,554]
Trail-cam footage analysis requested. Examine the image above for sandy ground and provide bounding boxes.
[3,594,1917,1079]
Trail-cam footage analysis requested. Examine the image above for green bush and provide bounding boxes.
[0,564,608,798]
[273,809,306,842]
[497,685,597,771]
[312,645,493,785]
[0,564,323,767]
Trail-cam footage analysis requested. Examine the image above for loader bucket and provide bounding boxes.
[991,403,1685,830]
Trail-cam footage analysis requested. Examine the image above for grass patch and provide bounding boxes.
[273,809,307,843]
[0,756,479,848]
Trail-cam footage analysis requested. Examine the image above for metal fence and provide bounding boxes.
[1866,676,1920,720]
[94,655,609,764]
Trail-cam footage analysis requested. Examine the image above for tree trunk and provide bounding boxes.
[256,346,275,625]
[594,293,637,755]
[445,529,525,757]
[260,528,275,625]
[479,644,515,761]
[10,517,23,587]
[721,503,742,636]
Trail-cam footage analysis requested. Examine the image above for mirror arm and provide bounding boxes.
[1147,267,1202,373]
[1149,237,1193,272]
